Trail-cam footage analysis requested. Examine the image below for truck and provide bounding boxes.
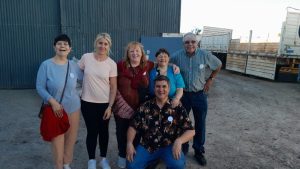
[199,26,233,69]
[225,7,300,81]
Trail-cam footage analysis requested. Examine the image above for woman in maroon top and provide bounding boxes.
[113,41,154,168]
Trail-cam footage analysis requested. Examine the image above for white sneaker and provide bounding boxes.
[99,158,111,169]
[63,164,71,169]
[88,159,96,169]
[117,156,126,168]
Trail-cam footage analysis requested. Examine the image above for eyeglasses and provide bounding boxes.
[184,40,196,44]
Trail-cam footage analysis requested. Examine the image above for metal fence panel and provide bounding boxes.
[0,0,181,88]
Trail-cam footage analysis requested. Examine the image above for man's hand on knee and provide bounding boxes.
[172,139,183,160]
[126,143,136,162]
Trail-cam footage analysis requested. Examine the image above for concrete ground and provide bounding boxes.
[0,70,299,169]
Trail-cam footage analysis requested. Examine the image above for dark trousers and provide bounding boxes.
[81,100,110,159]
[181,91,207,154]
[115,116,140,158]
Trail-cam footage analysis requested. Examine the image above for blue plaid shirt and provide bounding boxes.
[170,48,222,92]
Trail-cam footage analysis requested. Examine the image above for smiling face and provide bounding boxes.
[154,80,170,101]
[54,41,71,57]
[128,45,142,65]
[183,33,198,55]
[95,38,110,56]
[156,52,169,67]
[184,39,197,55]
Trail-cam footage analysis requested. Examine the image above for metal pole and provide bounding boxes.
[248,30,252,54]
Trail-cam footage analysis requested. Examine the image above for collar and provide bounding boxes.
[185,48,199,57]
[149,98,172,109]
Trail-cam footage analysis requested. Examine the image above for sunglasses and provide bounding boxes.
[184,40,196,44]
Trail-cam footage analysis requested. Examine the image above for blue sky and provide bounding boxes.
[180,0,300,42]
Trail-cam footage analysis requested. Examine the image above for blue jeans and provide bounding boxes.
[127,145,185,169]
[181,91,207,154]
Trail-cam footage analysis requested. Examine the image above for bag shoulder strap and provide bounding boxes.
[59,61,69,103]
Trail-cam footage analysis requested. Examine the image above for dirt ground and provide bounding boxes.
[0,70,299,169]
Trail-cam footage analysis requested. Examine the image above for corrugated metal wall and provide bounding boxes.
[0,0,61,88]
[0,0,181,88]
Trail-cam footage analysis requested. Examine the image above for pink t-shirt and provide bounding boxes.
[79,53,117,103]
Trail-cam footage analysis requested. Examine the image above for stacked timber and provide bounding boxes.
[226,42,279,80]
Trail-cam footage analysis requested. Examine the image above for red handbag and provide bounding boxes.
[39,61,70,141]
[40,105,70,142]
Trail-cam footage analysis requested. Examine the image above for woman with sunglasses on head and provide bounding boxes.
[78,33,117,169]
[36,34,83,169]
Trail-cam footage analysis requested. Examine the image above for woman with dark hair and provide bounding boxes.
[149,48,185,108]
[36,34,83,169]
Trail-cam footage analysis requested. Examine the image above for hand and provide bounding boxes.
[203,78,213,93]
[103,106,112,120]
[172,64,180,74]
[172,139,182,160]
[50,101,63,118]
[126,143,136,162]
[171,98,180,108]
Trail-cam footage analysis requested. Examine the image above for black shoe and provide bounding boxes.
[194,153,207,166]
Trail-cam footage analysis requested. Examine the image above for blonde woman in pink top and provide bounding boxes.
[78,33,117,169]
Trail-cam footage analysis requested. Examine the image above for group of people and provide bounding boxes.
[36,32,222,169]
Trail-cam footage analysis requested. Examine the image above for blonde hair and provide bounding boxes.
[124,41,147,68]
[94,33,112,55]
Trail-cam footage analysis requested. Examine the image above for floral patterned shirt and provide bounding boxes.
[130,98,194,152]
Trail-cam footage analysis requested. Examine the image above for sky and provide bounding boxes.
[180,0,300,42]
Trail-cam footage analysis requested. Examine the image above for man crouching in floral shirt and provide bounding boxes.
[126,75,195,169]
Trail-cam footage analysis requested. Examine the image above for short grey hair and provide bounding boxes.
[182,32,198,43]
